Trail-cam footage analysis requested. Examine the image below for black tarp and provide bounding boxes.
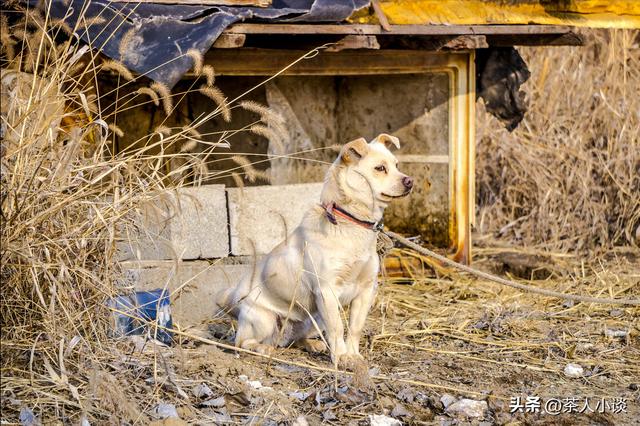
[45,0,369,87]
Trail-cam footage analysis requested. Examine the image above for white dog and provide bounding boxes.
[217,134,413,367]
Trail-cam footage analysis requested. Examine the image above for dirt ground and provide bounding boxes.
[99,246,639,426]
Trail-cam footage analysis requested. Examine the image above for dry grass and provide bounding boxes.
[476,30,640,255]
[0,4,289,422]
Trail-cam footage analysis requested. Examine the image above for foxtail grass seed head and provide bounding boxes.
[108,123,124,138]
[231,171,244,188]
[101,60,134,81]
[186,48,203,75]
[199,85,231,122]
[118,27,136,61]
[136,87,160,106]
[250,124,284,154]
[179,140,198,153]
[155,125,172,137]
[202,65,215,86]
[231,155,259,182]
[151,81,173,116]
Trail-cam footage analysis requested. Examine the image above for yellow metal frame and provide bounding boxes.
[211,49,476,263]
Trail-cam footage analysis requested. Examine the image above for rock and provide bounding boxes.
[369,414,402,426]
[200,396,226,408]
[445,398,488,418]
[604,328,629,339]
[323,410,338,422]
[151,403,179,419]
[609,309,623,317]
[440,394,457,409]
[289,391,312,401]
[292,416,309,426]
[564,363,584,378]
[391,403,412,418]
[397,387,416,403]
[19,408,40,426]
[192,383,214,399]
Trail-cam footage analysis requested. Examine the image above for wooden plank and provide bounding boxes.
[111,0,271,6]
[443,35,488,50]
[212,33,246,49]
[203,48,461,76]
[223,23,576,36]
[371,0,392,32]
[325,35,380,52]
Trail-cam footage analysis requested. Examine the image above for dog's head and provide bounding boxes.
[325,134,413,212]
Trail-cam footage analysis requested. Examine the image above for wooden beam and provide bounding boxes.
[112,0,270,5]
[203,48,464,76]
[325,35,380,52]
[223,23,577,36]
[371,0,392,32]
[443,35,488,50]
[212,33,246,49]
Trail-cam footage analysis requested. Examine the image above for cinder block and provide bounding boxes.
[118,185,229,261]
[227,183,324,255]
[120,260,253,327]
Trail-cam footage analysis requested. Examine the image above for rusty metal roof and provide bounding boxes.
[350,0,640,28]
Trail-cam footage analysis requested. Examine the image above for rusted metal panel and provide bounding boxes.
[350,0,640,29]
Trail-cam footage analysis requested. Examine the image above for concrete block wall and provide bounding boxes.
[227,183,324,255]
[119,185,229,261]
[118,182,323,328]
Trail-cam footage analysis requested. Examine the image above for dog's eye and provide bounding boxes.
[375,165,387,173]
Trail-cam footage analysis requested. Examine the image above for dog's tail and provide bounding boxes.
[213,286,236,318]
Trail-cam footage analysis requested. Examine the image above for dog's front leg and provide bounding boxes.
[346,280,376,358]
[314,284,347,364]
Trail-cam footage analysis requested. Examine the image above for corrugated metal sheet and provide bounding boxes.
[350,1,640,28]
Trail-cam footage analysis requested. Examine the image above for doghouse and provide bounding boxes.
[84,1,628,327]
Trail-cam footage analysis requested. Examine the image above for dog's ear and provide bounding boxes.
[340,137,369,164]
[374,133,401,150]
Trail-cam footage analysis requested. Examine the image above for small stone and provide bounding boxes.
[391,403,412,418]
[397,387,416,403]
[564,363,584,378]
[609,309,623,317]
[445,398,488,418]
[200,396,226,408]
[289,391,312,401]
[323,410,337,422]
[292,416,309,426]
[440,394,457,409]
[151,403,179,419]
[192,383,214,399]
[604,328,629,339]
[19,408,39,426]
[369,414,402,426]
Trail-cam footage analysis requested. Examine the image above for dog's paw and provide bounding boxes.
[300,339,327,353]
[253,343,275,356]
[337,353,365,371]
[240,341,275,356]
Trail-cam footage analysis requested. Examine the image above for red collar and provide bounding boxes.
[321,202,383,231]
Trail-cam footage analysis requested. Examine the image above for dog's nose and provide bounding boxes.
[402,176,414,190]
